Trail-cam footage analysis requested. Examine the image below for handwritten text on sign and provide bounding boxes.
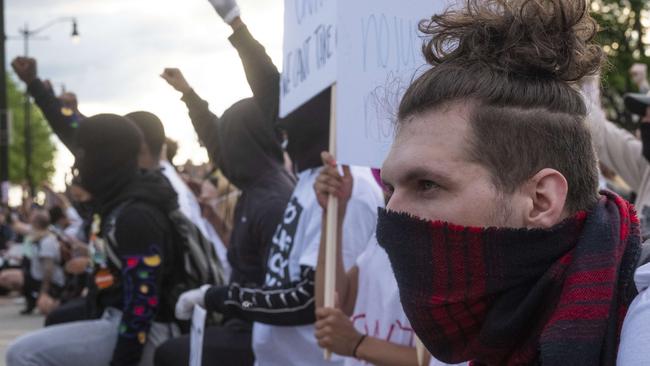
[280,0,337,118]
[337,0,438,168]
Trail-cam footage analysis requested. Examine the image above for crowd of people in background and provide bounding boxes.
[3,0,650,365]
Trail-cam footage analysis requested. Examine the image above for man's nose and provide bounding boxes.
[385,191,407,213]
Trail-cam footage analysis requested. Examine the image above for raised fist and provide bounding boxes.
[160,68,192,94]
[11,57,37,84]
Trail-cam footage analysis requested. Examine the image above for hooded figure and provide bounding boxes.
[152,79,295,365]
[124,111,167,171]
[74,114,178,215]
[180,93,295,286]
[6,114,184,366]
[209,97,288,189]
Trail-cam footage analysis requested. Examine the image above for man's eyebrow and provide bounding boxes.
[401,167,453,186]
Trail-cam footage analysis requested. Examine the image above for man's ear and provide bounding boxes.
[137,143,152,169]
[160,143,168,162]
[522,168,569,228]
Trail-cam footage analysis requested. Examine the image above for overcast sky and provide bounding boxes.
[6,0,284,191]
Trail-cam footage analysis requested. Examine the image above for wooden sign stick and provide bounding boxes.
[324,84,338,360]
[416,336,427,366]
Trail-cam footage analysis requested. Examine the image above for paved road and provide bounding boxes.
[0,296,44,365]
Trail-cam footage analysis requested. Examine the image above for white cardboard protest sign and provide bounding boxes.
[279,0,337,118]
[189,305,206,366]
[280,0,441,168]
[336,1,440,168]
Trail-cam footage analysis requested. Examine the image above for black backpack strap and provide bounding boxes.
[167,209,224,286]
[102,200,134,271]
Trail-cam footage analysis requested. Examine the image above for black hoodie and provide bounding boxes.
[75,115,181,366]
[28,78,85,152]
[198,25,333,327]
[228,25,330,173]
[181,93,295,287]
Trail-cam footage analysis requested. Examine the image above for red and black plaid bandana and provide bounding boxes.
[377,191,640,366]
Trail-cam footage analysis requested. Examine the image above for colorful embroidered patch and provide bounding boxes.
[143,255,161,267]
[126,257,139,268]
[94,268,115,289]
[61,107,73,117]
[148,296,158,307]
[134,306,145,316]
[119,246,161,344]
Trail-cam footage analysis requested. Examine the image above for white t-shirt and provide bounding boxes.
[253,167,384,366]
[160,160,231,280]
[617,261,650,365]
[346,237,415,366]
[29,234,66,288]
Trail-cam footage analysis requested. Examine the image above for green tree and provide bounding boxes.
[591,0,650,128]
[7,74,56,187]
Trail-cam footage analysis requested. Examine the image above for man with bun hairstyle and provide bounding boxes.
[373,0,650,365]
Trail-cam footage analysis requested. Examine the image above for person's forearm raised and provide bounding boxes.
[161,68,222,164]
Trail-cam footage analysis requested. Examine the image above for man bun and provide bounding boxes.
[420,0,603,82]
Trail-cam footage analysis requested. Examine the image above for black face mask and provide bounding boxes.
[74,114,142,207]
[376,191,640,366]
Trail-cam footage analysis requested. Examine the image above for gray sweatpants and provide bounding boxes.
[6,307,180,366]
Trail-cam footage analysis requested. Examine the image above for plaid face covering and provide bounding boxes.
[377,191,640,366]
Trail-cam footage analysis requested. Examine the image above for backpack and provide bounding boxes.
[102,200,225,308]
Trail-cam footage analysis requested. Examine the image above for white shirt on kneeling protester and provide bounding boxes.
[253,167,383,366]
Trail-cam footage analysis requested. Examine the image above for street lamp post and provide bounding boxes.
[0,0,8,206]
[16,17,78,197]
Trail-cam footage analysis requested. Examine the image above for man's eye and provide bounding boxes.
[418,180,439,191]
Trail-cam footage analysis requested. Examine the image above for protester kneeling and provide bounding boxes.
[6,115,188,366]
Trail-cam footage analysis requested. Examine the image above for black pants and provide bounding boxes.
[45,297,93,326]
[21,257,39,311]
[154,319,255,366]
[21,258,63,313]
